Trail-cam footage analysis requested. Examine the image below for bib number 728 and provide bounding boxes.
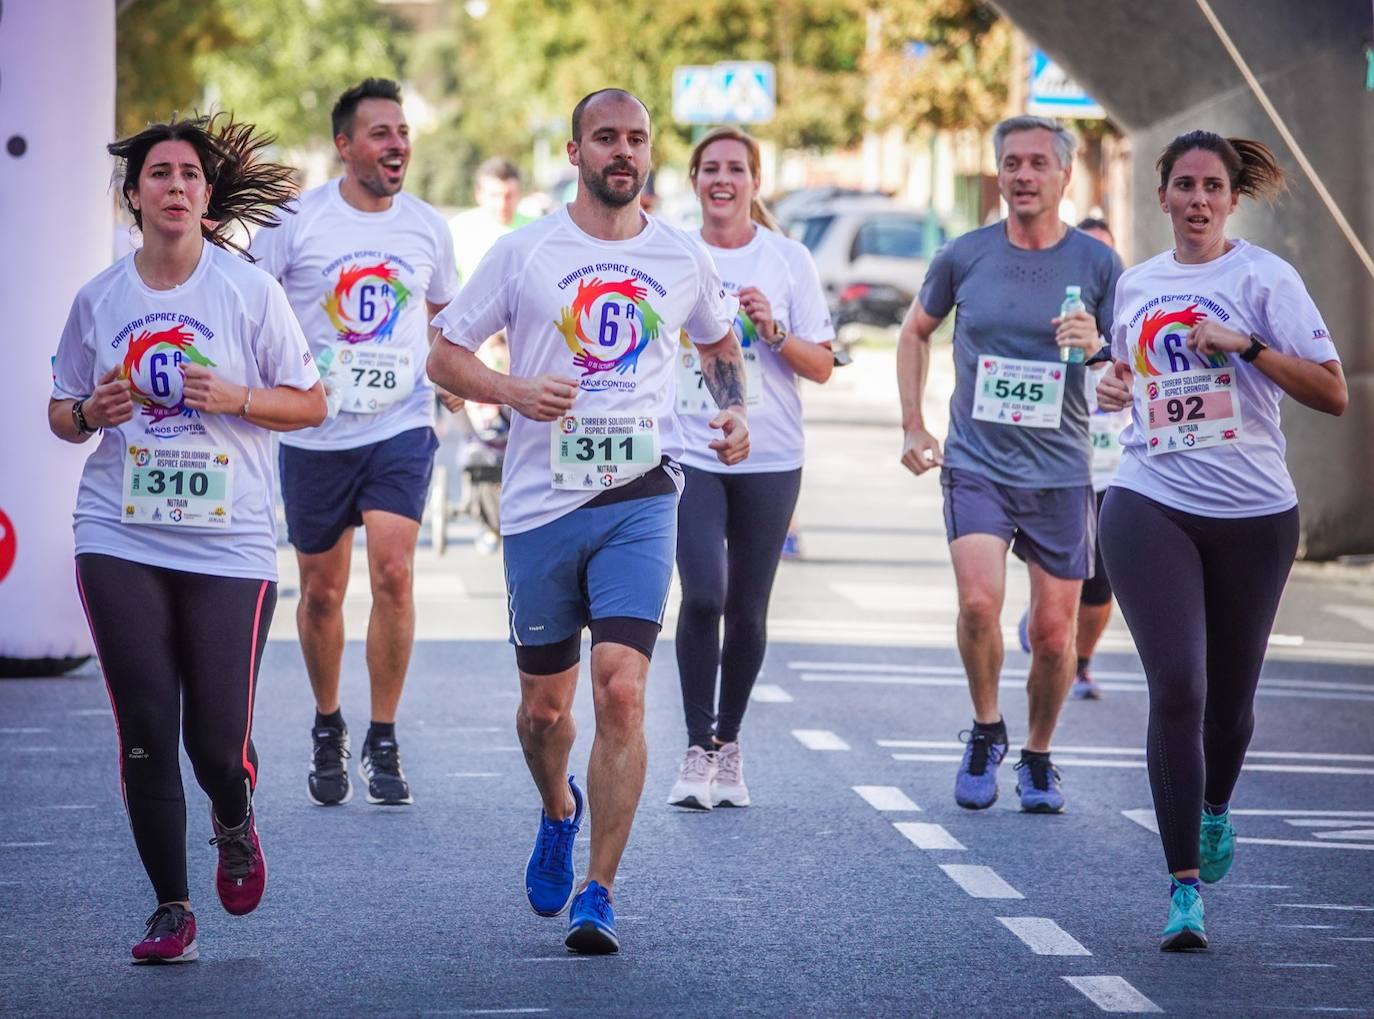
[350,367,397,390]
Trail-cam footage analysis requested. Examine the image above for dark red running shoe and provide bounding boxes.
[131,903,198,964]
[210,806,267,915]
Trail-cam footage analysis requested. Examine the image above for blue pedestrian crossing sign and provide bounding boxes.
[673,62,776,125]
[1027,49,1104,120]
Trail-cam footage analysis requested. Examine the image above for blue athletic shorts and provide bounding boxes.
[940,466,1096,581]
[502,491,678,658]
[279,426,438,555]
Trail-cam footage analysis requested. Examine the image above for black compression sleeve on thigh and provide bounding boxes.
[515,632,581,676]
[590,616,660,660]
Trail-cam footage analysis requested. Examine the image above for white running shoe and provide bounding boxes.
[711,742,751,807]
[667,746,716,810]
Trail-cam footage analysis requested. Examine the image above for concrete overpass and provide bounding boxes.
[995,0,1373,558]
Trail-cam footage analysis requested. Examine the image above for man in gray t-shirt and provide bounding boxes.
[896,115,1123,816]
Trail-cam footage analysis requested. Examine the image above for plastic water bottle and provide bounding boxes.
[1059,285,1086,364]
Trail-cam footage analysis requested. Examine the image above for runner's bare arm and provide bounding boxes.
[1188,320,1347,416]
[898,299,946,475]
[426,300,464,412]
[47,365,133,443]
[181,365,327,431]
[427,340,576,422]
[737,285,832,384]
[695,327,750,466]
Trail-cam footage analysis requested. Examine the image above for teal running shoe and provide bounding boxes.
[1160,879,1208,951]
[1199,808,1236,884]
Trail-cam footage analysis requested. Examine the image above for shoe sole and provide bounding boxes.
[711,797,750,808]
[307,778,353,806]
[565,923,619,954]
[1019,798,1066,814]
[132,940,199,964]
[1160,928,1208,951]
[668,794,711,810]
[358,763,414,805]
[955,791,998,810]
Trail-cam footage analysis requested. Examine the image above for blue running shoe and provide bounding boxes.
[954,727,1008,810]
[565,880,619,954]
[1199,807,1236,884]
[525,775,583,917]
[1014,754,1066,813]
[1016,609,1031,654]
[1161,879,1208,951]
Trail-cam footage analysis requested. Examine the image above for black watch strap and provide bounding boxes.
[1240,333,1268,362]
[72,398,92,434]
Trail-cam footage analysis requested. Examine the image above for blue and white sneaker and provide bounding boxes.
[525,775,584,917]
[1016,609,1031,654]
[1161,879,1208,951]
[565,880,619,954]
[1014,754,1066,813]
[1199,807,1236,884]
[954,727,1008,810]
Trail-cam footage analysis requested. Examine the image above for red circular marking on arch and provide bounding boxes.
[0,506,16,584]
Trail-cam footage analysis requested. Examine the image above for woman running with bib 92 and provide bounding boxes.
[668,127,835,810]
[49,115,326,964]
[1095,131,1345,951]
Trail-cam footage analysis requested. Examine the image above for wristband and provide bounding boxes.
[1239,333,1268,363]
[72,398,93,435]
[239,387,253,418]
[764,326,787,352]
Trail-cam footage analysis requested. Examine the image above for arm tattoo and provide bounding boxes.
[701,348,746,410]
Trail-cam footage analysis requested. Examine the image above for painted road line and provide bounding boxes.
[456,1010,551,1015]
[1123,812,1374,850]
[1335,937,1374,942]
[938,864,1023,899]
[891,754,1374,777]
[1287,818,1374,826]
[446,772,502,778]
[0,728,50,734]
[996,917,1092,956]
[1234,810,1374,817]
[1277,904,1374,911]
[750,684,794,703]
[852,785,921,812]
[1,843,54,848]
[1312,829,1374,840]
[894,822,965,851]
[1277,924,1338,929]
[881,740,1374,763]
[792,729,850,751]
[1063,976,1162,1014]
[1268,963,1336,968]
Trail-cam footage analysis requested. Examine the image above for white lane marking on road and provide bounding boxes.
[517,957,596,963]
[1335,937,1374,942]
[44,804,96,810]
[996,917,1092,956]
[801,671,1374,701]
[68,708,111,716]
[891,754,1374,777]
[894,822,965,850]
[1312,829,1374,840]
[1233,884,1291,889]
[1286,817,1374,826]
[10,748,60,753]
[1268,963,1337,968]
[1240,838,1374,851]
[457,1010,551,1015]
[852,785,920,812]
[1,842,54,848]
[882,740,1374,763]
[1121,809,1160,834]
[750,684,793,703]
[1062,976,1162,1014]
[446,772,501,778]
[1277,904,1374,911]
[0,728,49,734]
[1277,924,1338,929]
[792,729,850,751]
[938,864,1023,899]
[1235,810,1374,817]
[1122,811,1374,850]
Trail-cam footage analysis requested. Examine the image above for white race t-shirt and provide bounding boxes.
[1086,363,1130,493]
[433,207,738,535]
[250,180,460,450]
[676,226,834,473]
[51,242,318,580]
[1108,240,1339,516]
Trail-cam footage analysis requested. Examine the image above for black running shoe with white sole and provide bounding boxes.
[308,725,351,806]
[360,736,413,805]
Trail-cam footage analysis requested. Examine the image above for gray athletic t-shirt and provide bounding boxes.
[919,222,1122,488]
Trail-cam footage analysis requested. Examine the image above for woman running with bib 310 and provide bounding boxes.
[49,115,326,964]
[668,127,835,810]
[1095,132,1345,952]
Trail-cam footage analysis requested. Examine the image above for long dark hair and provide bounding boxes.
[1156,131,1286,202]
[108,113,298,259]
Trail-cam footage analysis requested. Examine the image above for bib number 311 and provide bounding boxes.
[550,414,660,491]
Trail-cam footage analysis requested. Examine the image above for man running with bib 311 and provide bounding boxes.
[428,88,748,954]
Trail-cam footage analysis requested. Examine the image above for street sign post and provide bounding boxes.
[1027,49,1105,120]
[672,61,776,125]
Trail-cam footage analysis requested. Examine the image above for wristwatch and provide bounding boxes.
[764,325,787,352]
[71,398,93,435]
[1240,333,1269,362]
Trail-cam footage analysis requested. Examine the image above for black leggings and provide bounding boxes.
[1080,489,1113,606]
[675,466,801,748]
[1099,489,1298,874]
[76,554,276,904]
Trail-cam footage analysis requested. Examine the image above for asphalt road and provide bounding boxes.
[3,345,1372,1017]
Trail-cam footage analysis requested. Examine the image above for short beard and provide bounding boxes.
[582,162,642,209]
[355,164,405,199]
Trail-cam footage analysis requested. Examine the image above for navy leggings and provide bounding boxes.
[1099,488,1298,873]
[77,554,275,904]
[675,466,802,748]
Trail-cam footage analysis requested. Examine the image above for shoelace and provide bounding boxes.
[209,818,259,877]
[312,729,350,769]
[958,729,1004,777]
[365,741,402,775]
[1014,756,1057,792]
[579,885,612,924]
[1200,814,1229,848]
[715,748,742,784]
[681,749,715,781]
[536,813,580,873]
[144,903,189,938]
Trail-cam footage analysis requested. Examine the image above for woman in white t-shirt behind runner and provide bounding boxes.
[1096,131,1346,952]
[48,115,326,964]
[668,127,835,809]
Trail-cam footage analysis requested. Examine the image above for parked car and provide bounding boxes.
[787,199,946,330]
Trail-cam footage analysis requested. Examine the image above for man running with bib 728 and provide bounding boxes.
[428,88,748,954]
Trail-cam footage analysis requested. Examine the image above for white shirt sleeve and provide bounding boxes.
[1262,261,1339,364]
[247,214,291,282]
[784,241,835,343]
[426,212,462,306]
[684,245,739,345]
[254,278,319,391]
[432,239,515,352]
[51,292,96,401]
